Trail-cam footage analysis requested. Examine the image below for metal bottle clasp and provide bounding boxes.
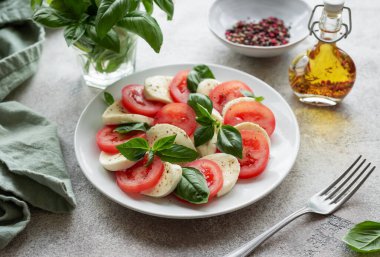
[308,5,352,43]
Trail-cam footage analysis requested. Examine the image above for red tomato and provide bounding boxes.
[115,156,164,193]
[186,159,223,200]
[239,130,270,179]
[96,126,146,154]
[154,103,197,136]
[121,84,164,117]
[169,70,190,103]
[209,80,253,113]
[223,101,276,136]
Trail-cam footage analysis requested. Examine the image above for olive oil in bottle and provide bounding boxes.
[289,0,355,106]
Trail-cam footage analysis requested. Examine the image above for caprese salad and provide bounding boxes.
[96,65,276,204]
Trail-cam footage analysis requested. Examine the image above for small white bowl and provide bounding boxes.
[208,0,312,57]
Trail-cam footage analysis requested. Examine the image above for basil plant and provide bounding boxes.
[31,0,173,85]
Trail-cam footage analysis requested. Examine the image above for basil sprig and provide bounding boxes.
[113,123,150,134]
[116,135,198,164]
[342,221,380,253]
[241,89,264,102]
[187,65,215,93]
[187,93,243,159]
[174,167,210,204]
[103,91,114,106]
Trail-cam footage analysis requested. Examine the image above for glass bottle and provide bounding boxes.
[288,0,356,106]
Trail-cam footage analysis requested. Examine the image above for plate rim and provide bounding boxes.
[74,63,300,219]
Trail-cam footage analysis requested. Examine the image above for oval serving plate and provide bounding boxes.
[74,63,300,219]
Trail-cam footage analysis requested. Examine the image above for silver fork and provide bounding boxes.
[225,155,376,257]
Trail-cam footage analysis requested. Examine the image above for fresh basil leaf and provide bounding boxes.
[186,64,215,92]
[194,125,214,147]
[152,135,176,151]
[241,89,264,102]
[33,7,75,28]
[49,0,89,18]
[156,144,198,163]
[154,0,174,20]
[104,91,114,106]
[114,123,149,134]
[116,137,149,161]
[145,150,155,167]
[129,0,141,12]
[31,0,43,10]
[87,26,120,52]
[194,103,215,126]
[343,221,380,253]
[174,167,209,204]
[118,11,163,53]
[217,125,243,159]
[64,23,86,46]
[142,0,153,15]
[96,0,130,38]
[188,93,213,115]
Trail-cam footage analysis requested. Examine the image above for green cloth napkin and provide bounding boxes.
[0,0,76,249]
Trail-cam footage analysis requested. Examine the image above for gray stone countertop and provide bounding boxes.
[2,0,380,256]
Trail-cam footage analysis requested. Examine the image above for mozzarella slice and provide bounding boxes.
[143,76,173,103]
[146,124,196,150]
[201,153,240,197]
[196,109,223,157]
[99,151,136,171]
[196,79,220,96]
[142,162,182,197]
[102,101,154,125]
[221,97,256,117]
[234,122,271,148]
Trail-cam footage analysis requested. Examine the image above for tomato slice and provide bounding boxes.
[239,130,270,179]
[121,84,164,117]
[186,159,223,200]
[169,70,190,103]
[209,80,253,113]
[96,126,146,154]
[115,156,164,193]
[154,103,197,136]
[224,101,276,136]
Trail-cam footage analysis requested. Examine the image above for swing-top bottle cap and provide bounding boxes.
[323,0,345,13]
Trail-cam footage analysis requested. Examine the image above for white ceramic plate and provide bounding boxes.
[74,64,300,219]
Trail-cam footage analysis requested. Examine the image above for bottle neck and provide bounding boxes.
[318,9,343,42]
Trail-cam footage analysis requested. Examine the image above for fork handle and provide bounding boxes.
[225,206,311,257]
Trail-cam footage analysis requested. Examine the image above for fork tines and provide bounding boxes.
[319,155,376,204]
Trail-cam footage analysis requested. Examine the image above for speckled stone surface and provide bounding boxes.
[2,0,380,256]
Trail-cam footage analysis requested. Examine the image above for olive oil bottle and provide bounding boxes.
[289,0,355,106]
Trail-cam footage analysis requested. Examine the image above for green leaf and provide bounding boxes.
[217,125,243,159]
[64,23,86,46]
[116,137,149,161]
[152,135,176,151]
[128,0,141,12]
[194,103,215,126]
[241,89,264,102]
[343,221,380,253]
[118,11,163,53]
[96,0,130,38]
[194,125,214,147]
[33,7,75,28]
[31,0,43,10]
[154,0,174,20]
[145,150,154,167]
[174,167,209,204]
[186,64,215,92]
[156,144,198,163]
[142,0,153,15]
[103,91,114,106]
[87,25,120,52]
[114,123,150,134]
[188,93,213,115]
[49,0,89,18]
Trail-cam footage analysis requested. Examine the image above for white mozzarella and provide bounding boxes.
[102,101,154,125]
[142,162,182,197]
[234,122,271,148]
[99,151,136,171]
[146,124,196,150]
[196,109,223,157]
[143,76,173,103]
[196,79,220,96]
[221,97,256,117]
[201,153,240,197]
